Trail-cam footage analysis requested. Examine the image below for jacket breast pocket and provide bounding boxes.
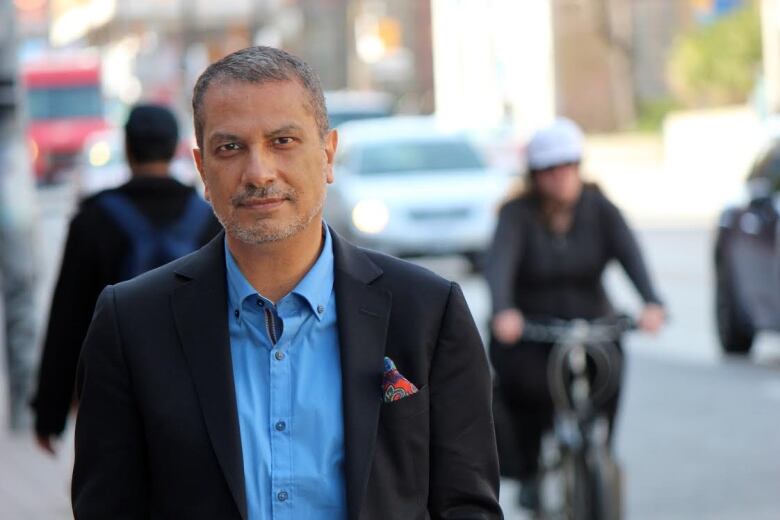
[379,385,430,427]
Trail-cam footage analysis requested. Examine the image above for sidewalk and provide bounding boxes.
[1,183,74,519]
[0,391,73,519]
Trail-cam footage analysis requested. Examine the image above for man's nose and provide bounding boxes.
[242,148,277,185]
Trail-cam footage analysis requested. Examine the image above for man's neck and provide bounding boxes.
[226,219,325,303]
[130,161,171,178]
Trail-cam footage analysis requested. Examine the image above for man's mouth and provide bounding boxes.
[237,197,287,209]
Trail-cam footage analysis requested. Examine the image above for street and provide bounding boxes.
[1,182,780,519]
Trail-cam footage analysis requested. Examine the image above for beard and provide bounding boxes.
[214,184,324,245]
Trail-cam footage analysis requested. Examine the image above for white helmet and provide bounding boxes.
[526,117,584,171]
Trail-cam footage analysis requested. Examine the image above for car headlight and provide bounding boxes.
[352,199,389,234]
[89,141,112,167]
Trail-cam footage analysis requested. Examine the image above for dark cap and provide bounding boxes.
[124,104,179,164]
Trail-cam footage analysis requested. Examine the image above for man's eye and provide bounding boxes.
[274,137,295,146]
[218,143,240,152]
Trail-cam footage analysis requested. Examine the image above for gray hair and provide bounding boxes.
[192,46,328,149]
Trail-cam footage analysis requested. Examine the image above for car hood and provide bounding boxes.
[332,169,511,206]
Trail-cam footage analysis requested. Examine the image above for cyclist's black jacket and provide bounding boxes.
[32,175,222,437]
[486,184,662,320]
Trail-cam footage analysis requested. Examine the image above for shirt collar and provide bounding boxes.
[225,240,259,313]
[224,223,334,321]
[290,224,334,320]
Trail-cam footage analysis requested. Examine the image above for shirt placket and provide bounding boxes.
[267,300,293,519]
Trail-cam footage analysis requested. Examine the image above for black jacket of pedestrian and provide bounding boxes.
[32,176,221,437]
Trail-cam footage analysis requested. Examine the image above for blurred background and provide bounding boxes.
[2,0,780,518]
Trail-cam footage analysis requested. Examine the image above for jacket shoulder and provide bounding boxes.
[361,249,454,302]
[582,183,622,219]
[68,187,123,225]
[110,246,204,301]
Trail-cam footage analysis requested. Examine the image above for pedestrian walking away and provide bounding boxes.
[32,104,221,454]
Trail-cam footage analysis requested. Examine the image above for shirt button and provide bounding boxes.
[277,490,288,502]
[234,309,239,318]
[275,421,286,432]
[274,350,285,361]
[317,305,325,314]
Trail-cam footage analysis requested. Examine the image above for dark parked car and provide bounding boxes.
[715,141,780,354]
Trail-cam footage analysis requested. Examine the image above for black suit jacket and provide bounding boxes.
[72,229,501,520]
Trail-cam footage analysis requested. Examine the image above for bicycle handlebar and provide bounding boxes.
[519,315,634,414]
[521,314,636,344]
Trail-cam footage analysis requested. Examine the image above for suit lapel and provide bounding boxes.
[171,234,248,520]
[332,231,390,520]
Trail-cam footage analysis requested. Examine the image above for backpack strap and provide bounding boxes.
[95,191,155,238]
[96,190,212,279]
[168,191,212,237]
[95,191,157,279]
[161,191,213,258]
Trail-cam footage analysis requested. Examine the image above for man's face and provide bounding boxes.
[193,79,337,245]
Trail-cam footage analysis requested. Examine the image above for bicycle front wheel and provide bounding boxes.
[562,451,592,520]
[588,449,623,520]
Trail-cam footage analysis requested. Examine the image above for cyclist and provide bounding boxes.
[485,117,665,511]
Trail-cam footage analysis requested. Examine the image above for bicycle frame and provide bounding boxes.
[520,316,633,520]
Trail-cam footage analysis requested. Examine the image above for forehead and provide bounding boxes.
[200,78,317,135]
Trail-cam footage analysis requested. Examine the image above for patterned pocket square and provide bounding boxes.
[382,357,418,403]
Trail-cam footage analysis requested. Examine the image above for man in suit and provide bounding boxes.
[72,46,501,520]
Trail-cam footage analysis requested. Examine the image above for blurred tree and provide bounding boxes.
[635,97,680,133]
[667,2,762,107]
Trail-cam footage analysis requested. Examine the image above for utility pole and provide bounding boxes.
[0,0,20,147]
[178,0,197,118]
[0,0,39,431]
[250,0,269,45]
[0,0,33,214]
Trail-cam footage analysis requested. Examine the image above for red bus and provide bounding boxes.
[23,53,109,182]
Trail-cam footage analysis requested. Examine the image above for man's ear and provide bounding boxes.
[323,129,338,184]
[192,148,210,201]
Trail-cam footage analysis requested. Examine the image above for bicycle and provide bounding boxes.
[517,315,636,520]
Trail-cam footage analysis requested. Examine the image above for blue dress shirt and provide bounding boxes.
[225,226,346,520]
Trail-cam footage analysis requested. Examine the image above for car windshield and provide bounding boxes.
[357,139,485,175]
[27,85,102,120]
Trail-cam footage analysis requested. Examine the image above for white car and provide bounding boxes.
[325,116,513,267]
